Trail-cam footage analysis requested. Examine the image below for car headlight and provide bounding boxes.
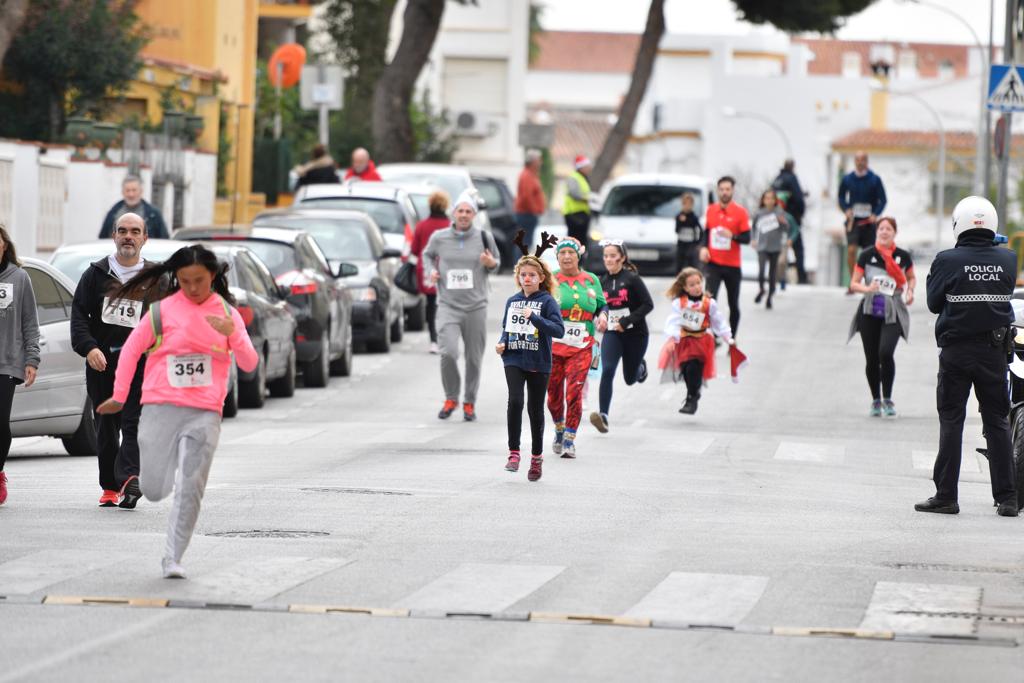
[349,286,377,302]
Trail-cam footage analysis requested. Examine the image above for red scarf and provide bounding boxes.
[874,241,907,289]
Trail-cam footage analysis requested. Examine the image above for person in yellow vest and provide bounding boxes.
[563,155,593,245]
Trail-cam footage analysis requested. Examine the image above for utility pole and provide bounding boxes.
[997,0,1016,224]
[984,0,995,193]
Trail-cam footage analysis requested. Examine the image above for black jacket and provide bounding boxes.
[98,200,169,239]
[926,232,1016,346]
[772,169,805,224]
[70,258,143,373]
[600,268,654,335]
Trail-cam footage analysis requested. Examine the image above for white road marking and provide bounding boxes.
[911,450,981,474]
[859,581,981,636]
[624,572,768,625]
[226,428,325,446]
[398,563,565,613]
[0,549,113,595]
[630,419,648,429]
[659,388,675,401]
[774,441,845,464]
[180,556,347,604]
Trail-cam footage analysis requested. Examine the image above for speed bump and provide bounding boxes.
[771,626,894,640]
[43,595,169,608]
[529,612,651,628]
[288,604,409,618]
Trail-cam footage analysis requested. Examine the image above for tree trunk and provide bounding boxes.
[0,0,29,67]
[589,0,665,192]
[371,0,447,163]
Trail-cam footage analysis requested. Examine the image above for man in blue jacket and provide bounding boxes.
[838,151,886,291]
[98,175,169,239]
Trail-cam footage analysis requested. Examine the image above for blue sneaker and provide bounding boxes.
[552,431,564,456]
[882,399,897,419]
[870,400,882,417]
[561,440,576,459]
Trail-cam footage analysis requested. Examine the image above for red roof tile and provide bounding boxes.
[531,31,641,74]
[832,129,1024,153]
[793,38,987,78]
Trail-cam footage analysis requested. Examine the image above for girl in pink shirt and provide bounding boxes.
[98,245,258,579]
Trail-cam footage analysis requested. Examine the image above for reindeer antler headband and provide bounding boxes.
[513,229,559,259]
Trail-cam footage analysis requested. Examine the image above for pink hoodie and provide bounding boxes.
[113,290,259,415]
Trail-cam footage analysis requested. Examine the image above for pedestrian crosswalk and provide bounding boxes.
[0,551,995,637]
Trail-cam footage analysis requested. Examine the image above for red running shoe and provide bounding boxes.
[99,490,119,507]
[463,403,477,422]
[0,471,7,505]
[438,399,457,420]
[527,456,543,482]
[505,452,521,472]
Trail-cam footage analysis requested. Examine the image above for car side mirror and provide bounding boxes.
[335,262,359,278]
[380,248,402,260]
[277,284,291,299]
[476,197,488,211]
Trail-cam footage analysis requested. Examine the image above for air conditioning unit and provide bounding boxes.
[454,111,498,138]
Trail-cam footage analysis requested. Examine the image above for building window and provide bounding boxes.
[842,52,862,78]
[897,49,918,79]
[938,59,955,80]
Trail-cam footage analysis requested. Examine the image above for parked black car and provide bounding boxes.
[175,226,356,388]
[253,209,404,353]
[205,244,299,406]
[472,173,518,270]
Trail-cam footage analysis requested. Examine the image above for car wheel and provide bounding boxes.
[62,400,98,456]
[268,346,296,398]
[391,308,404,343]
[1013,407,1024,511]
[303,334,330,387]
[367,317,391,353]
[239,352,267,409]
[329,329,353,377]
[405,298,426,331]
[223,368,239,418]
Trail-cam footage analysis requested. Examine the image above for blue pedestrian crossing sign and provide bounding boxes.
[988,64,1024,112]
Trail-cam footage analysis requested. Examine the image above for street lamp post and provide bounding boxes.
[721,106,794,160]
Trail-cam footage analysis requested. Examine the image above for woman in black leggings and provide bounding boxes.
[590,241,653,433]
[847,216,915,418]
[0,225,41,505]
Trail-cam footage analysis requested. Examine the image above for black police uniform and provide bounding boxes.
[925,231,1017,507]
[70,257,147,493]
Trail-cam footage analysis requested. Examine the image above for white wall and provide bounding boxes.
[526,71,632,110]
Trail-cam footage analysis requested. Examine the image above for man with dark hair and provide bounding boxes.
[98,175,169,239]
[292,143,340,188]
[772,159,808,284]
[839,151,887,292]
[700,176,751,336]
[514,149,546,249]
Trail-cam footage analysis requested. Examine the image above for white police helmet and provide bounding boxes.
[951,195,998,240]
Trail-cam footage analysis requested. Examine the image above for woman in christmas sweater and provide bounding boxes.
[547,238,607,458]
[658,267,734,415]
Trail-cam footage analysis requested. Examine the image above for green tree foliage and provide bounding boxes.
[529,2,544,65]
[409,89,457,162]
[0,0,147,141]
[731,0,877,33]
[253,58,318,164]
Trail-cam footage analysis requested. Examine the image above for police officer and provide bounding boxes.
[919,196,1019,517]
[71,213,150,509]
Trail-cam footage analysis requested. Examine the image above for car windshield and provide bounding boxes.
[261,218,375,261]
[409,193,430,219]
[297,198,404,234]
[50,244,184,282]
[377,171,466,200]
[602,185,704,218]
[210,240,296,276]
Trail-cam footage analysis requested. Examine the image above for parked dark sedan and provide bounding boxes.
[471,173,518,270]
[205,244,298,407]
[253,209,404,353]
[175,226,355,388]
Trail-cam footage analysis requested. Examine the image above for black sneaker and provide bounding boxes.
[118,476,141,510]
[679,395,699,415]
[914,497,959,514]
[996,501,1019,517]
[636,360,648,384]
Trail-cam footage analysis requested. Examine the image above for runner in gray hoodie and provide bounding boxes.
[423,190,500,420]
[0,226,40,505]
[751,189,799,310]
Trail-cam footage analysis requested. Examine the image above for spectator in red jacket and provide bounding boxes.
[410,190,451,353]
[514,149,546,248]
[344,147,382,182]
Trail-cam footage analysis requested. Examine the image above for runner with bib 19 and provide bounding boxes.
[96,244,258,579]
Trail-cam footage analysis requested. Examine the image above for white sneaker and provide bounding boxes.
[429,342,439,354]
[161,558,187,579]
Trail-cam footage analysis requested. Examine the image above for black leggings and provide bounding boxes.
[704,263,742,335]
[505,366,549,455]
[425,293,438,343]
[599,331,648,416]
[859,314,900,400]
[757,251,780,297]
[680,360,704,399]
[0,375,16,471]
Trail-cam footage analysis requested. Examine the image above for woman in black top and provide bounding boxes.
[675,193,704,271]
[590,241,654,433]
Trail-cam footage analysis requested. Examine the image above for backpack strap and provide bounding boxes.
[146,301,163,354]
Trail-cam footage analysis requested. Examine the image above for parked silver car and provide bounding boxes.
[10,258,96,455]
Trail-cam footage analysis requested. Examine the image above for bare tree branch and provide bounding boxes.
[0,0,30,66]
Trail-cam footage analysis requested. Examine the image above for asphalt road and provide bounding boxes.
[1,276,1022,682]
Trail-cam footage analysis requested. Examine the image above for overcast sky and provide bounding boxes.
[541,0,1005,47]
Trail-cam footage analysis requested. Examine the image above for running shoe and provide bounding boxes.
[527,456,543,482]
[589,411,609,433]
[429,342,439,355]
[882,399,897,419]
[505,452,521,472]
[552,431,564,456]
[561,440,576,459]
[636,360,648,384]
[98,490,119,507]
[0,471,7,506]
[869,400,882,418]
[765,296,773,310]
[118,475,141,510]
[161,558,187,579]
[438,399,457,419]
[679,396,698,415]
[463,403,477,422]
[754,291,765,304]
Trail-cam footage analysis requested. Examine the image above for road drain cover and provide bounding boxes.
[205,530,330,538]
[301,487,412,496]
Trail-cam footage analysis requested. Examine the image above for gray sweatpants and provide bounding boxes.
[138,403,222,564]
[437,304,488,404]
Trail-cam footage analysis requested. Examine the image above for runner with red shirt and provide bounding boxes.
[699,176,751,337]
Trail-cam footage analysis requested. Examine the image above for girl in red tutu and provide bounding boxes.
[658,267,735,414]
